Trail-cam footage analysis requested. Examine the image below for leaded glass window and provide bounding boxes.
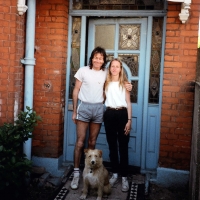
[106,54,114,63]
[118,54,139,76]
[69,17,81,99]
[149,17,163,103]
[72,0,164,10]
[119,25,140,50]
[130,80,138,103]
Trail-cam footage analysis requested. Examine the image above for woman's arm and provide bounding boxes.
[103,84,106,104]
[124,81,132,92]
[72,79,82,124]
[124,90,132,135]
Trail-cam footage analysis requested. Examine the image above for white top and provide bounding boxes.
[105,82,127,108]
[74,66,107,103]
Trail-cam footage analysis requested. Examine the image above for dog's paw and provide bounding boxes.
[96,197,102,200]
[80,194,87,199]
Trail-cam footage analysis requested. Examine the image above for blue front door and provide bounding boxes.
[87,18,147,167]
[65,17,161,171]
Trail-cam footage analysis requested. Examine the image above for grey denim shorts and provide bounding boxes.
[76,101,104,123]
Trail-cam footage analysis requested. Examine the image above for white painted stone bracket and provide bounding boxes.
[17,0,28,16]
[167,0,191,23]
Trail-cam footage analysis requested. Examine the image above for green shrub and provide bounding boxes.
[0,107,41,199]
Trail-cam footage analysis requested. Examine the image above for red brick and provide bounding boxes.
[166,35,184,42]
[167,11,180,19]
[38,5,52,10]
[165,43,174,49]
[165,48,184,55]
[159,151,168,157]
[175,128,192,135]
[160,145,178,152]
[166,17,176,23]
[48,0,66,4]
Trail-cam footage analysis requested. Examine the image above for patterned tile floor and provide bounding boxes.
[54,170,145,200]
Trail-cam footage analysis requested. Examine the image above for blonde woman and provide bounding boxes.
[104,58,132,192]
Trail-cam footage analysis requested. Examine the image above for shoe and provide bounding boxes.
[122,177,129,192]
[70,174,79,190]
[109,174,118,186]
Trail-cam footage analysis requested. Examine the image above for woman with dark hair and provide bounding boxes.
[71,47,132,190]
[88,46,107,70]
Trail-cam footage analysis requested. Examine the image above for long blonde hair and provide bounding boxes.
[104,58,128,91]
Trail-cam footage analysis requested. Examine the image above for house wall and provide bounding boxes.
[160,1,199,170]
[0,0,25,124]
[32,0,69,158]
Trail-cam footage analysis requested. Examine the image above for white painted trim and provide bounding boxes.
[167,0,191,23]
[17,0,28,16]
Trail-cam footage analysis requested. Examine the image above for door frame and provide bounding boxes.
[64,0,167,173]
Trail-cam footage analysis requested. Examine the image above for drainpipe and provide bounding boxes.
[21,0,36,160]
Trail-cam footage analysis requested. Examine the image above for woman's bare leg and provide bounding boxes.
[74,120,89,168]
[88,122,102,149]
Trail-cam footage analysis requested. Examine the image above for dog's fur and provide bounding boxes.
[80,149,111,200]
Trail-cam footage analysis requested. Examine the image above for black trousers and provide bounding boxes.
[104,108,130,177]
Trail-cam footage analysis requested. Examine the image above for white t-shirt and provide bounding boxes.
[105,82,127,108]
[74,66,107,103]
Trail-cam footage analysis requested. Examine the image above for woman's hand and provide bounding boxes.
[124,82,132,92]
[124,120,131,135]
[72,112,77,124]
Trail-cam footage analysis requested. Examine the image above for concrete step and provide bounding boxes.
[53,167,145,200]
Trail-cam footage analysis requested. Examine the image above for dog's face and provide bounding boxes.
[84,149,103,168]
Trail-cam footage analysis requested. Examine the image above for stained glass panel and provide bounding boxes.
[106,54,114,63]
[118,54,139,76]
[69,17,81,99]
[72,0,164,10]
[149,17,163,104]
[100,0,135,4]
[119,25,140,50]
[130,80,138,103]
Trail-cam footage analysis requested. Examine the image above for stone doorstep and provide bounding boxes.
[31,165,73,188]
[56,173,145,200]
[63,179,129,200]
[32,166,46,174]
[31,165,145,200]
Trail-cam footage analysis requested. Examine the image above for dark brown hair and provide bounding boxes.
[88,46,107,70]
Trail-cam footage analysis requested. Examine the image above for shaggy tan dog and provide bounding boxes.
[80,149,111,200]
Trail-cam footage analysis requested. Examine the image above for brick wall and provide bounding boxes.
[0,0,25,125]
[160,1,200,170]
[32,0,69,158]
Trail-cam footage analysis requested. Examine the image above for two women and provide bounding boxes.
[71,46,132,192]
